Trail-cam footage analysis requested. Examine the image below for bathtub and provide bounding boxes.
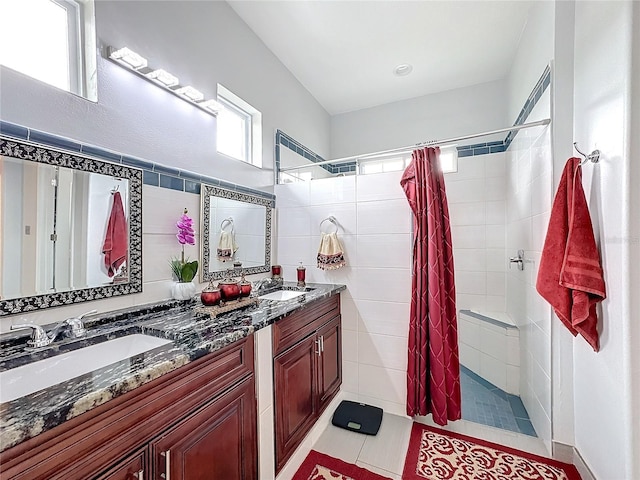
[458,310,520,395]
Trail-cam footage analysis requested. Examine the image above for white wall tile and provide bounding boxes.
[275,182,310,207]
[484,153,507,178]
[486,248,507,272]
[446,155,485,181]
[356,171,405,202]
[456,271,486,295]
[485,201,506,225]
[356,234,411,269]
[485,176,507,201]
[276,207,311,237]
[342,329,358,363]
[357,200,411,234]
[459,342,481,373]
[453,248,486,271]
[356,300,410,337]
[485,225,506,248]
[480,325,507,363]
[309,203,357,235]
[309,176,356,205]
[354,268,411,303]
[456,293,487,311]
[480,353,507,390]
[358,364,406,405]
[342,360,359,394]
[143,233,199,283]
[340,292,359,332]
[142,185,201,235]
[506,365,520,395]
[448,202,485,226]
[358,332,408,371]
[458,317,481,349]
[486,272,506,296]
[277,236,314,266]
[451,225,486,249]
[445,178,486,203]
[485,295,506,312]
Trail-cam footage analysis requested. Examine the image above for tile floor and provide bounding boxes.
[311,409,549,480]
[460,366,537,436]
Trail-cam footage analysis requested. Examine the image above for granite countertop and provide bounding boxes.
[0,282,345,452]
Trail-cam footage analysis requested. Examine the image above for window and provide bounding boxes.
[217,85,262,167]
[0,0,97,100]
[358,146,458,175]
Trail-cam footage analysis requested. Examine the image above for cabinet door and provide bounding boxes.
[274,335,318,471]
[151,375,257,480]
[94,449,146,480]
[317,315,342,413]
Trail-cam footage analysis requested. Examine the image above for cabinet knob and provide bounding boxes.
[133,470,144,480]
[315,338,321,356]
[160,450,171,480]
[320,335,324,353]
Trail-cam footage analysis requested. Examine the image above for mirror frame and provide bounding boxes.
[201,184,272,281]
[0,136,143,316]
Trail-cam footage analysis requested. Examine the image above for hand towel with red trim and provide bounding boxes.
[102,191,128,277]
[536,157,606,351]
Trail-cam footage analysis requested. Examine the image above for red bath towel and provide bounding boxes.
[536,157,606,351]
[102,191,128,277]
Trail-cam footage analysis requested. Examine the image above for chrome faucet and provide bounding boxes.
[254,277,280,292]
[10,310,96,348]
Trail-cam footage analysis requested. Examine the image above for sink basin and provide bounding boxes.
[259,290,307,301]
[0,334,172,404]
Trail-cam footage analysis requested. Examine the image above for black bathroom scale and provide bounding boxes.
[331,400,383,435]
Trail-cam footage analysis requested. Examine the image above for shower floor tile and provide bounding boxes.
[460,365,537,437]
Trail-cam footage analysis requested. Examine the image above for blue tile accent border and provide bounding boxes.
[275,130,357,181]
[455,65,551,158]
[0,120,275,204]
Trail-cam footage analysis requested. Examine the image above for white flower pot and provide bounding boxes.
[172,281,196,300]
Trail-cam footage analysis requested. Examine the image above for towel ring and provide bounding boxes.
[220,217,234,232]
[320,216,339,234]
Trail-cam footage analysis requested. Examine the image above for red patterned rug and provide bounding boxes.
[402,423,582,480]
[293,450,393,480]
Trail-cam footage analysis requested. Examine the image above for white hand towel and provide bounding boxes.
[217,231,238,262]
[317,232,346,270]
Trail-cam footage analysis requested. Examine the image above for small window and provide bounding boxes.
[217,85,262,167]
[0,0,97,101]
[357,147,457,176]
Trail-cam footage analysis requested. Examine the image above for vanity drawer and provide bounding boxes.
[272,294,340,356]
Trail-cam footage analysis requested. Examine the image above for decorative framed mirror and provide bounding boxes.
[201,184,272,280]
[0,136,143,315]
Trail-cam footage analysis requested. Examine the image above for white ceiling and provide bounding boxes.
[228,1,534,115]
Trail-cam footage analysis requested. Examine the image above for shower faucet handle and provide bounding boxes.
[509,250,525,271]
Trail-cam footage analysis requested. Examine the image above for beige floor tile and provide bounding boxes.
[356,461,402,480]
[357,413,412,474]
[313,424,366,464]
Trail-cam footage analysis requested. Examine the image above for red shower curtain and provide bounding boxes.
[400,147,461,425]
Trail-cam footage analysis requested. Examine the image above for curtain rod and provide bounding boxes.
[279,118,551,172]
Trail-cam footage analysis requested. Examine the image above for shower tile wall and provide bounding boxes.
[505,88,553,452]
[275,173,412,415]
[444,152,508,314]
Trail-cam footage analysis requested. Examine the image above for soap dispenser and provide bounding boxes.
[297,262,306,288]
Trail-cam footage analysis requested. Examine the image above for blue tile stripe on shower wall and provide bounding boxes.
[275,130,356,178]
[0,121,276,205]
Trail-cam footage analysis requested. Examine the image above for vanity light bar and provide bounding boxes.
[107,46,224,117]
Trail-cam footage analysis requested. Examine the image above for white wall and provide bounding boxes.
[275,174,412,415]
[506,1,554,124]
[572,2,635,478]
[0,0,322,330]
[0,1,331,190]
[506,90,553,452]
[330,80,507,159]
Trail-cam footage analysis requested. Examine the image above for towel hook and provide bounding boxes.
[573,142,600,165]
[220,217,234,232]
[110,185,119,194]
[320,216,339,234]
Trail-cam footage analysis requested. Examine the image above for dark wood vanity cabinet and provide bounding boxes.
[273,295,342,472]
[0,337,257,480]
